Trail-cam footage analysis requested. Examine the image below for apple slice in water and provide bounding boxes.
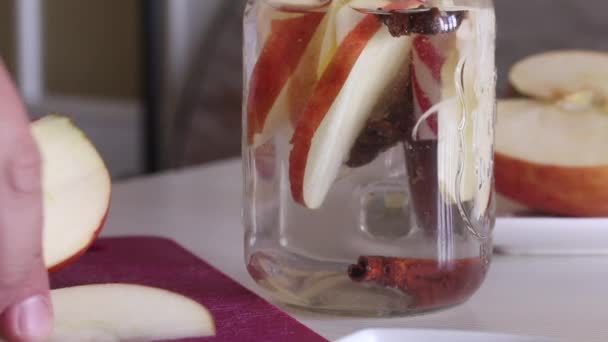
[290,14,414,209]
[264,0,332,12]
[31,115,111,272]
[46,284,215,342]
[315,0,393,79]
[287,0,348,124]
[435,8,495,218]
[495,99,608,217]
[249,1,357,146]
[246,12,325,147]
[316,0,361,78]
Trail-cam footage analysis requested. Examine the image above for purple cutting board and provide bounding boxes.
[49,237,328,342]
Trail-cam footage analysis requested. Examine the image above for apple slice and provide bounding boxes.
[509,50,608,107]
[30,115,111,272]
[495,99,608,217]
[254,141,277,180]
[287,0,348,124]
[316,0,371,78]
[290,13,414,208]
[254,2,298,46]
[435,7,495,218]
[46,284,215,342]
[246,12,325,146]
[264,0,332,12]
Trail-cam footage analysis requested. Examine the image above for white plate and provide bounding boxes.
[335,328,558,342]
[494,217,608,256]
[493,195,608,256]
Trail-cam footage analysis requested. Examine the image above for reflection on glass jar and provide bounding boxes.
[242,0,496,316]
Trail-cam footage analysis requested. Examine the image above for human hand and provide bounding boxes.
[0,61,53,341]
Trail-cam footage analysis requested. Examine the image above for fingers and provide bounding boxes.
[0,61,30,130]
[0,61,53,341]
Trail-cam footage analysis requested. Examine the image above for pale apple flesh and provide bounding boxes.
[316,0,371,78]
[31,115,111,272]
[44,284,215,342]
[496,99,608,216]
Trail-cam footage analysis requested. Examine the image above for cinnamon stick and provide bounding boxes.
[348,256,488,309]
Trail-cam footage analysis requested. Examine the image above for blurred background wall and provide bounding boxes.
[1,0,145,179]
[43,1,141,100]
[0,1,14,72]
[1,0,140,99]
[495,0,608,95]
[1,0,606,180]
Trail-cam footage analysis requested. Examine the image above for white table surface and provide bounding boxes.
[101,158,608,342]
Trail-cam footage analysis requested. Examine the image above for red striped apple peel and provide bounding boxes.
[246,12,326,146]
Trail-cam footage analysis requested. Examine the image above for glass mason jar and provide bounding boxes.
[242,0,496,316]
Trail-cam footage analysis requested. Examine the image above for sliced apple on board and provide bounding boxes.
[495,99,608,217]
[24,118,216,341]
[39,284,215,342]
[509,50,608,110]
[289,6,417,209]
[30,115,111,272]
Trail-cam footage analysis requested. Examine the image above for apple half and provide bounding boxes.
[495,99,608,217]
[45,284,214,342]
[509,50,608,109]
[31,115,111,271]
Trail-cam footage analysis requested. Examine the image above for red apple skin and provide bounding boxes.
[411,34,452,137]
[289,14,382,205]
[412,70,438,133]
[47,198,110,273]
[413,35,444,82]
[268,3,331,14]
[247,13,325,145]
[286,40,322,126]
[495,153,608,217]
[254,141,276,180]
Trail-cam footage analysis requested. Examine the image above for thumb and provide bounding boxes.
[0,130,53,342]
[0,62,53,341]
